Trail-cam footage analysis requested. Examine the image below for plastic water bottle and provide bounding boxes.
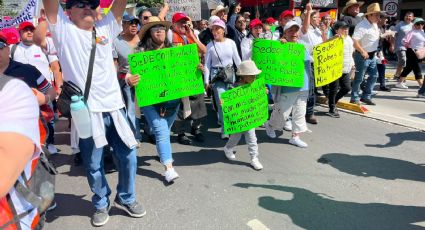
[70,95,92,139]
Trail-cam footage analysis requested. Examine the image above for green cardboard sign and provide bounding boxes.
[128,44,204,107]
[252,39,305,87]
[221,77,269,135]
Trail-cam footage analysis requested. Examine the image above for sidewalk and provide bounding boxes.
[321,61,425,131]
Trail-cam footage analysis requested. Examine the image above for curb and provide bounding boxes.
[316,96,369,114]
[385,74,415,81]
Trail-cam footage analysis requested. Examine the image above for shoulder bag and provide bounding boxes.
[211,41,234,84]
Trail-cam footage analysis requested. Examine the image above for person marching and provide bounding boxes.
[223,60,263,170]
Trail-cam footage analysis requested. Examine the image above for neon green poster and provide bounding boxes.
[252,39,305,87]
[128,44,204,107]
[313,37,344,87]
[221,77,269,135]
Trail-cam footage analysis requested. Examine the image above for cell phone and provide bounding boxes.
[300,0,310,11]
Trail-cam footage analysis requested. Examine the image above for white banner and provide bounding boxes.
[166,0,201,22]
[0,0,39,29]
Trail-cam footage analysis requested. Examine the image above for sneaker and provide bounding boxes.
[250,158,263,170]
[47,201,57,211]
[264,121,276,138]
[360,98,376,105]
[47,144,58,155]
[326,110,340,118]
[114,197,146,218]
[74,152,83,166]
[221,133,229,140]
[191,129,205,142]
[289,136,308,148]
[92,204,110,226]
[283,119,292,131]
[380,86,391,92]
[223,146,236,160]
[395,82,408,89]
[417,93,425,98]
[349,100,360,106]
[177,134,192,145]
[164,168,179,183]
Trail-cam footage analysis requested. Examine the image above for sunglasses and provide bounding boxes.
[126,19,140,25]
[151,26,166,32]
[73,1,97,10]
[237,20,246,23]
[0,41,7,49]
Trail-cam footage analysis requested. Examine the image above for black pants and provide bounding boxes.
[400,48,423,79]
[328,73,352,111]
[377,64,386,87]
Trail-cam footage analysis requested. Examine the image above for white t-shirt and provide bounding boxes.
[12,42,59,82]
[404,29,425,50]
[204,38,242,85]
[48,9,124,112]
[0,78,41,230]
[352,18,380,53]
[299,26,323,62]
[394,21,413,51]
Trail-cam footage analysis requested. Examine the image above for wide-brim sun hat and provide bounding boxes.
[364,3,385,16]
[138,16,171,40]
[236,60,262,76]
[342,0,364,15]
[211,5,228,16]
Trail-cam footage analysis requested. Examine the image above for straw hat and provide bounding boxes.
[364,3,385,16]
[236,60,262,76]
[211,5,228,16]
[342,0,364,14]
[138,16,171,40]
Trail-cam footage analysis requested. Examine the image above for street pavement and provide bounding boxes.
[44,84,425,230]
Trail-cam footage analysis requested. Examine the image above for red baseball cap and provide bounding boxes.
[250,19,263,30]
[280,10,294,19]
[266,17,276,24]
[0,31,7,44]
[172,12,189,23]
[18,21,35,31]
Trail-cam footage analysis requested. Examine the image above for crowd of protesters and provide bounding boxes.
[1,0,425,228]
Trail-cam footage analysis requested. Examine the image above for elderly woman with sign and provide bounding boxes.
[204,19,241,140]
[131,17,203,183]
[240,19,264,61]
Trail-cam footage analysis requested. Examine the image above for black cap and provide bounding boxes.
[333,21,349,31]
[66,0,100,9]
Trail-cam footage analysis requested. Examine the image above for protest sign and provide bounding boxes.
[221,77,269,135]
[166,0,201,21]
[313,37,344,87]
[128,44,204,107]
[252,39,305,87]
[0,0,39,29]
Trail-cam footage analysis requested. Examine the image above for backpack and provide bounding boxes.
[0,75,57,229]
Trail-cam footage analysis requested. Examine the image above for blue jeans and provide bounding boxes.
[377,64,386,88]
[212,81,231,134]
[142,105,178,165]
[79,110,137,210]
[122,85,141,141]
[351,52,378,101]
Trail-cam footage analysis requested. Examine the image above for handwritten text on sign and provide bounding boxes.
[166,0,201,21]
[313,37,344,87]
[128,44,204,107]
[221,77,269,135]
[252,39,305,87]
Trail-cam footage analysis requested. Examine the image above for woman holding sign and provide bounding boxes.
[204,19,241,140]
[133,17,202,183]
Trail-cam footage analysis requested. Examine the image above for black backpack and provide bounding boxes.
[0,75,57,229]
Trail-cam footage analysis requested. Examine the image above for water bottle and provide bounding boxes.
[70,95,92,139]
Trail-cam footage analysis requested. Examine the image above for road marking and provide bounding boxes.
[247,219,270,230]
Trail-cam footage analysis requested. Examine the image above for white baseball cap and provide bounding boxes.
[284,20,301,31]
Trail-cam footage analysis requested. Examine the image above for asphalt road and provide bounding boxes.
[44,101,425,230]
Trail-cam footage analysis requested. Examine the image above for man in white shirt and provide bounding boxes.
[393,12,414,84]
[351,3,382,105]
[43,0,145,226]
[12,21,62,155]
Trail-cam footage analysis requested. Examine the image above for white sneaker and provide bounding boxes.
[283,120,292,131]
[289,136,308,148]
[250,158,263,170]
[223,146,236,160]
[164,168,179,183]
[395,82,408,89]
[47,144,58,154]
[221,133,229,140]
[265,121,276,138]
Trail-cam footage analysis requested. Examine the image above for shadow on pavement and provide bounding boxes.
[46,193,93,223]
[173,149,252,168]
[365,131,425,148]
[317,153,425,182]
[410,113,425,119]
[233,183,425,230]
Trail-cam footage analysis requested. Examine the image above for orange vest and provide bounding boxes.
[172,31,196,46]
